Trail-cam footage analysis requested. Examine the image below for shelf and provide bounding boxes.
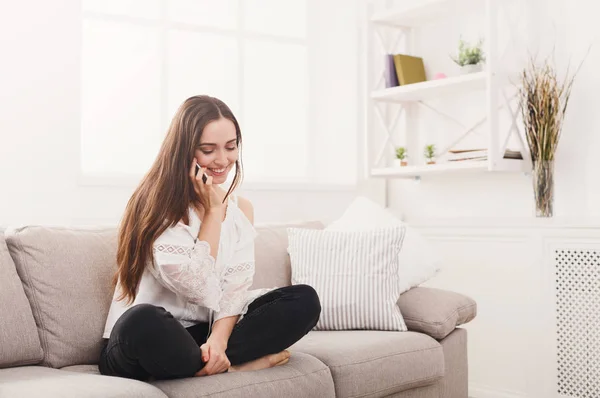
[371,72,486,103]
[365,0,531,182]
[371,0,458,28]
[371,158,527,179]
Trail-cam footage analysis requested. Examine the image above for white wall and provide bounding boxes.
[0,0,81,226]
[0,0,361,228]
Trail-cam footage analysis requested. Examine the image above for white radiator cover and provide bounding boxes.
[556,249,600,398]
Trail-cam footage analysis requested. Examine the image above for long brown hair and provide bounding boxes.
[114,95,243,304]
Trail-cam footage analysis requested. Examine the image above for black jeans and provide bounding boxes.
[98,284,320,381]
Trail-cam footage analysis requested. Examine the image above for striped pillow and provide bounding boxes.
[287,226,407,331]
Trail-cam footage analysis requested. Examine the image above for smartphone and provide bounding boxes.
[195,164,208,184]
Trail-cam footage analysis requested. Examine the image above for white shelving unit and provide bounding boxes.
[364,0,530,180]
[371,157,525,179]
[371,71,486,103]
[370,0,458,29]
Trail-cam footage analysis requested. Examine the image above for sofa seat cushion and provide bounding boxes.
[0,366,167,398]
[0,233,43,368]
[63,352,335,398]
[291,331,444,398]
[61,364,102,374]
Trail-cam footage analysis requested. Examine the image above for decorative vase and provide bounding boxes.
[460,63,483,74]
[532,160,554,217]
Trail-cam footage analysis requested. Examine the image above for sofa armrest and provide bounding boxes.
[397,287,477,340]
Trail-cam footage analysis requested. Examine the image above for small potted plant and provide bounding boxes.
[424,144,436,164]
[395,147,408,166]
[451,38,485,74]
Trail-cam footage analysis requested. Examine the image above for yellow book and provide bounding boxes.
[393,54,427,85]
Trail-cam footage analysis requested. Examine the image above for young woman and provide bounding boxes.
[99,95,321,381]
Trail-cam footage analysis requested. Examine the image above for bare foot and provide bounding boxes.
[228,350,291,373]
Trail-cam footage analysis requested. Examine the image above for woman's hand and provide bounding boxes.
[195,338,231,376]
[189,160,225,214]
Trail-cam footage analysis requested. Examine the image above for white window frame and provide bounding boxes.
[79,0,355,191]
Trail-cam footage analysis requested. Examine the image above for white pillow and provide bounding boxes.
[326,196,440,293]
[287,226,407,331]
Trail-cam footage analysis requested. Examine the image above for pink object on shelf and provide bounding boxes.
[433,72,447,79]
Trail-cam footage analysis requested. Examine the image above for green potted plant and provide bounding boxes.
[424,144,436,164]
[395,146,408,166]
[451,38,485,74]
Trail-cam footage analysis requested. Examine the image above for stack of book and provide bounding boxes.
[447,148,523,162]
[502,150,523,159]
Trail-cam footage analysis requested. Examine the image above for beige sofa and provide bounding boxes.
[0,221,476,398]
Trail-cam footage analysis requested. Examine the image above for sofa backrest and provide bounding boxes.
[3,220,323,368]
[253,221,324,289]
[0,231,43,368]
[5,226,117,369]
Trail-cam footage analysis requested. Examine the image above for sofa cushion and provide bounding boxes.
[291,331,444,398]
[252,221,324,289]
[61,364,103,374]
[5,226,118,368]
[384,384,440,398]
[287,226,407,331]
[325,196,441,292]
[64,352,335,398]
[397,287,477,340]
[0,366,167,398]
[0,232,43,368]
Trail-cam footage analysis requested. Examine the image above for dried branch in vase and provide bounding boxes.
[518,55,581,162]
[518,52,586,217]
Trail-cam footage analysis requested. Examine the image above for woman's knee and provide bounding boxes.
[124,304,167,322]
[113,304,168,338]
[293,284,321,320]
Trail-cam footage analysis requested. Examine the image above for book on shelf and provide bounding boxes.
[384,54,399,88]
[503,149,523,159]
[447,148,523,162]
[392,54,427,85]
[448,156,487,162]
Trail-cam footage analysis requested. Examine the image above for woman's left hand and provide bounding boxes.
[195,338,230,376]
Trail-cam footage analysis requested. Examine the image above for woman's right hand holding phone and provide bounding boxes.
[190,160,225,215]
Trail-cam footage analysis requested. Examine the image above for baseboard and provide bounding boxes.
[469,384,530,398]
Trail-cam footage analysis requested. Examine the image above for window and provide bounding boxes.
[81,0,318,184]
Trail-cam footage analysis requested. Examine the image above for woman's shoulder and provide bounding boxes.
[230,194,257,247]
[220,186,253,225]
[235,195,254,225]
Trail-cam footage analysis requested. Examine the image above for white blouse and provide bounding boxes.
[103,195,274,339]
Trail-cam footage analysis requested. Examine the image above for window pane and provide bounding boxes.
[82,0,161,20]
[167,0,238,30]
[81,20,161,175]
[243,0,307,39]
[242,39,309,181]
[167,30,239,122]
